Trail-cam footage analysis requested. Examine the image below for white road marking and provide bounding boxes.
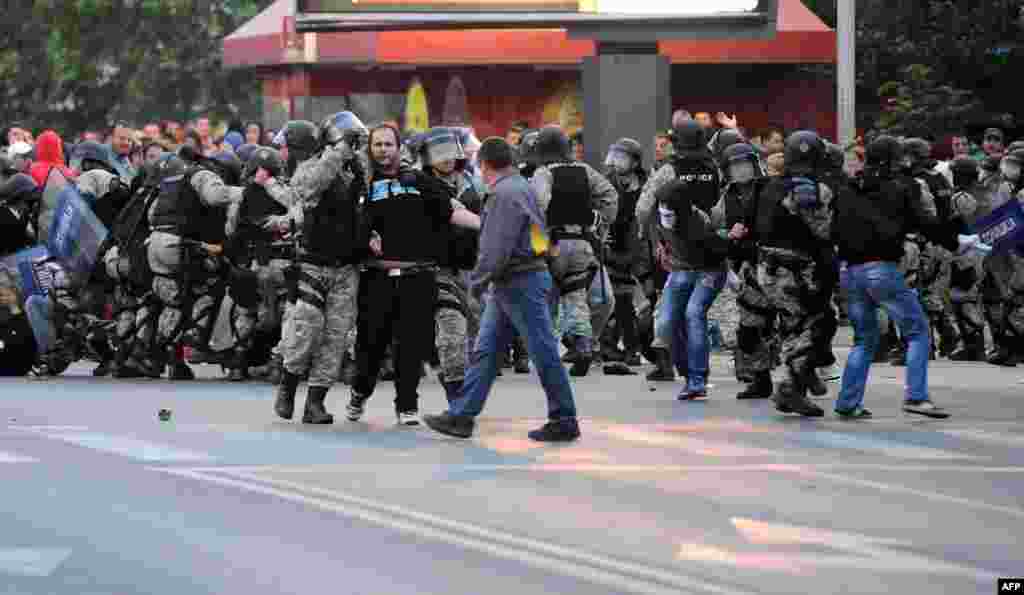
[0,451,37,464]
[0,548,72,577]
[804,431,977,460]
[941,428,1024,448]
[803,469,1024,519]
[175,463,1024,475]
[677,518,998,581]
[24,430,215,462]
[155,466,756,595]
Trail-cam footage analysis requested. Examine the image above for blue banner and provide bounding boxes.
[0,245,55,353]
[47,180,108,276]
[971,197,1024,254]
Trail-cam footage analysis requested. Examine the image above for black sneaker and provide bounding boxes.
[903,400,950,419]
[835,406,873,420]
[528,419,580,442]
[346,390,370,421]
[423,412,475,438]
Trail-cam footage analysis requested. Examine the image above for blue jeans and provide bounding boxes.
[654,270,725,390]
[836,262,930,411]
[450,271,577,421]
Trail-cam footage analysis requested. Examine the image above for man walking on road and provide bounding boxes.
[423,138,580,442]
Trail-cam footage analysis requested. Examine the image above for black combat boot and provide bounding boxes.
[645,348,676,381]
[950,333,985,361]
[773,380,824,417]
[737,371,772,400]
[987,334,1018,367]
[227,349,247,382]
[275,371,300,420]
[267,354,283,385]
[302,386,334,424]
[569,337,593,377]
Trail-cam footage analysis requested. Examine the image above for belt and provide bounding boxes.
[384,265,437,277]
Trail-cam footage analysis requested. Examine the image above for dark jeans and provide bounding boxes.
[450,271,576,421]
[353,269,438,412]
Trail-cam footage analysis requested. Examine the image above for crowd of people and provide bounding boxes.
[0,106,1019,442]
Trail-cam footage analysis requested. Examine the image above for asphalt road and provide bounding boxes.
[1,350,1021,595]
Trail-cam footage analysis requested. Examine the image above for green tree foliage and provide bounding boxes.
[799,0,1022,137]
[0,0,274,136]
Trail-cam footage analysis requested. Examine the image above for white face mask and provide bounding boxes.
[1001,161,1021,182]
[729,161,756,184]
[658,205,676,229]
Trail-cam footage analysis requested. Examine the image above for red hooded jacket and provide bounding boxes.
[29,130,78,187]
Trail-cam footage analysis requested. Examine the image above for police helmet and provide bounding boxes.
[605,138,644,174]
[160,155,187,181]
[823,142,845,173]
[518,129,540,166]
[864,135,904,172]
[0,154,14,176]
[903,137,933,167]
[1004,148,1024,166]
[782,131,826,176]
[321,111,369,152]
[234,143,261,165]
[711,129,745,163]
[0,173,39,204]
[246,147,284,179]
[534,126,571,165]
[950,157,979,189]
[721,143,763,183]
[70,140,115,173]
[420,127,467,169]
[671,119,706,153]
[273,120,320,157]
[208,150,243,186]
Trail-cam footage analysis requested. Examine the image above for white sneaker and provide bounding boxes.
[817,365,840,382]
[396,411,421,426]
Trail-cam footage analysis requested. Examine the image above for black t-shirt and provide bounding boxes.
[365,168,454,263]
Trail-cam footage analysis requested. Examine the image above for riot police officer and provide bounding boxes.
[134,149,242,379]
[418,127,483,402]
[601,138,647,368]
[530,126,618,377]
[261,115,366,424]
[750,131,833,417]
[711,142,776,399]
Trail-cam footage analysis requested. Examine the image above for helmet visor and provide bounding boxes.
[1001,160,1021,182]
[604,148,634,175]
[728,160,756,184]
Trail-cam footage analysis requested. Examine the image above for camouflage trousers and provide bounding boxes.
[549,248,615,354]
[256,258,292,335]
[733,263,777,380]
[278,263,359,388]
[950,253,985,337]
[1004,291,1024,342]
[758,248,830,388]
[434,270,480,384]
[143,233,225,352]
[707,284,739,351]
[112,285,141,359]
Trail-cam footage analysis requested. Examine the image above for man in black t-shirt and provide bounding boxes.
[346,124,480,426]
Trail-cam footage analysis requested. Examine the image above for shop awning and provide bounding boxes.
[222,0,833,69]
